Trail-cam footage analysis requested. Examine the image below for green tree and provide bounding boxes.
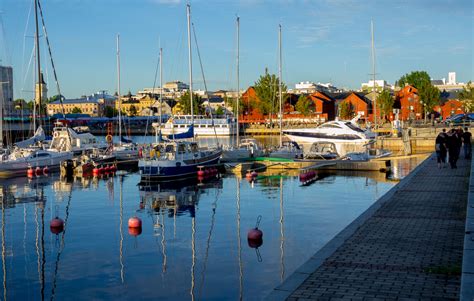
[71,107,82,114]
[215,106,224,116]
[13,99,27,110]
[377,90,394,119]
[129,105,138,116]
[47,94,64,103]
[179,91,204,115]
[104,106,118,118]
[458,81,474,112]
[338,101,354,119]
[254,70,287,115]
[418,82,440,113]
[396,71,431,89]
[295,95,314,116]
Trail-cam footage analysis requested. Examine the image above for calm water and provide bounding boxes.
[0,158,423,301]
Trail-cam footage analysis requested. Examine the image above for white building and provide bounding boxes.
[292,81,341,94]
[432,72,466,91]
[361,80,393,92]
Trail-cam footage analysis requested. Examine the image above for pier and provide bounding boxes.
[266,153,472,300]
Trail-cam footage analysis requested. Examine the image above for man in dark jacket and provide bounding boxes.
[435,129,447,168]
[463,127,472,159]
[446,129,460,169]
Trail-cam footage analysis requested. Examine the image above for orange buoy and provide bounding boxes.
[50,217,64,234]
[128,216,142,228]
[128,227,142,236]
[197,170,205,176]
[43,166,50,175]
[27,167,34,177]
[35,166,43,176]
[92,167,100,175]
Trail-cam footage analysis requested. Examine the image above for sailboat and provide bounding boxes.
[269,25,303,160]
[138,4,222,181]
[0,0,73,178]
[221,17,264,163]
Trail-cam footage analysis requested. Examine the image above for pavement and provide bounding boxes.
[266,154,470,300]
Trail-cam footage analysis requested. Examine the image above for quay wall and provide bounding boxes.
[461,157,474,300]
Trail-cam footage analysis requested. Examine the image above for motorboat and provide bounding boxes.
[139,140,222,181]
[221,138,264,162]
[159,115,237,136]
[49,124,108,155]
[304,142,339,160]
[283,117,375,157]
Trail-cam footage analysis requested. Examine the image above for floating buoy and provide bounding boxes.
[128,216,142,228]
[128,227,142,236]
[92,167,100,175]
[98,166,105,174]
[251,171,258,178]
[110,165,117,172]
[248,215,263,240]
[50,217,64,234]
[27,167,34,177]
[197,170,205,177]
[43,166,49,175]
[204,169,210,177]
[35,166,43,176]
[248,237,263,248]
[197,175,205,182]
[138,148,143,158]
[299,172,307,182]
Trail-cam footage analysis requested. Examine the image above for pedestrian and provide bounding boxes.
[456,128,464,158]
[463,127,472,159]
[446,129,460,169]
[435,129,447,169]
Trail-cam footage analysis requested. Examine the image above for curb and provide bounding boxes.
[461,156,474,300]
[265,154,434,301]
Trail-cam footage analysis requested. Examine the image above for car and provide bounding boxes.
[444,114,474,125]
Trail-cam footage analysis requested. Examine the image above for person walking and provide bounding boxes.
[463,127,472,159]
[447,129,460,169]
[435,129,447,168]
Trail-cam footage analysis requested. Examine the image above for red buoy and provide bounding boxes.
[35,166,43,176]
[251,171,258,178]
[248,237,263,248]
[128,227,142,236]
[110,165,117,172]
[299,172,307,182]
[246,171,253,179]
[128,216,142,228]
[197,170,205,177]
[50,217,64,234]
[138,148,143,158]
[92,167,100,175]
[43,166,50,175]
[27,167,34,178]
[248,228,263,240]
[98,166,105,174]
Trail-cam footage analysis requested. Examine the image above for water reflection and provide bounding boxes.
[0,157,423,300]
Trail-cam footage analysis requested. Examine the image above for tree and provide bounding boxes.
[129,105,138,116]
[253,70,287,115]
[179,91,204,115]
[71,107,82,114]
[377,90,394,119]
[104,106,118,118]
[338,101,354,119]
[295,95,314,116]
[396,71,431,89]
[215,106,224,116]
[47,94,64,103]
[418,82,440,113]
[458,81,474,112]
[13,99,27,110]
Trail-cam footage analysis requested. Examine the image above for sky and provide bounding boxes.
[0,0,472,100]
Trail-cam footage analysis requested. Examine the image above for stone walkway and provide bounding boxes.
[268,155,470,300]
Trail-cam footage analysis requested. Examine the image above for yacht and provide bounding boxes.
[49,124,108,155]
[283,118,375,157]
[158,115,237,136]
[221,138,264,162]
[139,140,222,181]
[268,141,303,160]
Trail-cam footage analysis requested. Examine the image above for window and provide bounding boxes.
[345,122,365,133]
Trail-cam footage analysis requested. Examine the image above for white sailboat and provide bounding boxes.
[269,24,303,160]
[221,17,263,162]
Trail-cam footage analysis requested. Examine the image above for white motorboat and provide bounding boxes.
[283,117,375,157]
[49,124,108,155]
[158,115,237,137]
[221,138,264,162]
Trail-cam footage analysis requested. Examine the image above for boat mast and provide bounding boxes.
[278,24,283,148]
[34,0,41,130]
[159,47,163,139]
[371,20,377,129]
[236,16,240,145]
[186,4,194,140]
[117,34,122,145]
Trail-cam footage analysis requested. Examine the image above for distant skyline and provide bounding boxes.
[0,0,472,100]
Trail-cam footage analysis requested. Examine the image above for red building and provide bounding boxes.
[434,99,464,120]
[340,92,373,121]
[309,91,336,120]
[394,85,422,121]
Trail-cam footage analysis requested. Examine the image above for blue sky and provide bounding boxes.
[0,0,472,100]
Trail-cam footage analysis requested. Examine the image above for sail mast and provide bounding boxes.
[278,24,283,148]
[117,34,122,145]
[186,4,194,139]
[159,47,163,137]
[371,20,377,129]
[236,16,240,145]
[34,0,41,130]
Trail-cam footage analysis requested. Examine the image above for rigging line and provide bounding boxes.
[144,43,161,139]
[190,217,196,301]
[50,186,72,301]
[191,22,219,148]
[21,0,34,99]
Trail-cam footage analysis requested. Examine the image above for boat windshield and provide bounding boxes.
[345,122,365,133]
[319,123,342,129]
[165,144,175,153]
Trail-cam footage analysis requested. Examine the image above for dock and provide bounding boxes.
[266,153,471,300]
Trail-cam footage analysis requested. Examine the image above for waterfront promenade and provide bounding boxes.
[267,154,471,300]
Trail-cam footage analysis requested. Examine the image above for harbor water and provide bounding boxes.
[0,156,424,300]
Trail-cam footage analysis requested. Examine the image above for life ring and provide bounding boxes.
[106,135,113,143]
[53,132,59,138]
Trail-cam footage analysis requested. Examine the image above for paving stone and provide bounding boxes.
[272,154,470,300]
